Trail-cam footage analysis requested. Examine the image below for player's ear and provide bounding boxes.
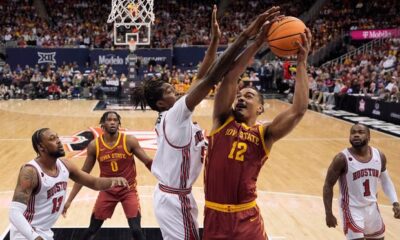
[257,105,264,115]
[156,99,165,110]
[38,144,45,152]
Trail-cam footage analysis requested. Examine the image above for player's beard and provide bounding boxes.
[49,149,65,158]
[350,138,368,148]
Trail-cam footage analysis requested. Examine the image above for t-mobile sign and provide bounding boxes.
[350,28,400,40]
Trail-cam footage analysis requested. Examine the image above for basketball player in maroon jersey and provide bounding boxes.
[9,128,128,240]
[323,124,400,239]
[62,111,153,240]
[203,25,312,240]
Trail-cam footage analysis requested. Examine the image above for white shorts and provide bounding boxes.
[340,203,385,239]
[10,225,54,240]
[153,184,200,240]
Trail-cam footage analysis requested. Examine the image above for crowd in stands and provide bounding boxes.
[0,58,205,100]
[306,38,400,109]
[1,0,314,49]
[1,0,400,54]
[310,0,400,51]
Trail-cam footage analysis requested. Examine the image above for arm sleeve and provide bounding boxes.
[164,95,192,146]
[380,170,399,204]
[9,201,40,240]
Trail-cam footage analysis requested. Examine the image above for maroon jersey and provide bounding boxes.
[96,132,137,189]
[205,116,269,204]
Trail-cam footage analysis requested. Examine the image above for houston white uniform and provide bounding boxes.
[10,159,69,240]
[152,96,206,240]
[338,147,385,239]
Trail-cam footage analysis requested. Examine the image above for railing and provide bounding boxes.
[320,37,385,67]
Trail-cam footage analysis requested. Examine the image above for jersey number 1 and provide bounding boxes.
[363,179,371,197]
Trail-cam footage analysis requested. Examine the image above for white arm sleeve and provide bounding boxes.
[380,170,399,204]
[9,201,40,240]
[164,95,192,146]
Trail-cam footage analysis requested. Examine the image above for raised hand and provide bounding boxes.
[110,177,129,188]
[244,6,280,38]
[296,28,312,63]
[211,4,221,41]
[255,15,285,46]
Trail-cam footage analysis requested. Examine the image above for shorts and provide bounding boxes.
[153,184,199,240]
[93,187,140,220]
[340,203,385,239]
[203,205,267,240]
[10,225,53,240]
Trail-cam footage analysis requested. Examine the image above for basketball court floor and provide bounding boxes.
[0,99,398,239]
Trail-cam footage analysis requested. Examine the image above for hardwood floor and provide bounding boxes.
[0,99,398,239]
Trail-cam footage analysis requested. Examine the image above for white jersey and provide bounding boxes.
[152,95,207,189]
[339,147,382,208]
[11,159,69,240]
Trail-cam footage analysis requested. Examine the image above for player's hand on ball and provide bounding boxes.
[295,28,312,63]
[111,177,129,188]
[255,14,285,46]
[244,6,280,38]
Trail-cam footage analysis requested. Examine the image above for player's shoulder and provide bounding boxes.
[333,152,347,165]
[19,163,39,176]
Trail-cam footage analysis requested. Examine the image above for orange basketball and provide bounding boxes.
[267,16,306,57]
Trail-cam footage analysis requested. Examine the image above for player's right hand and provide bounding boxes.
[110,177,129,188]
[325,213,338,228]
[62,200,71,217]
[296,28,312,63]
[244,6,280,38]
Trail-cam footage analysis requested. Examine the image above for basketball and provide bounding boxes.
[267,16,306,57]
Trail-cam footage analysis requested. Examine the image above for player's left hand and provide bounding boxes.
[393,202,400,219]
[110,177,129,188]
[211,4,221,40]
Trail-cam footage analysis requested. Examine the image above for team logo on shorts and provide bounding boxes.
[61,127,157,158]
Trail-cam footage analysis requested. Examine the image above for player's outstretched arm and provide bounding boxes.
[62,140,97,217]
[191,4,221,89]
[9,166,44,240]
[263,28,312,147]
[378,151,400,218]
[323,153,346,228]
[63,158,128,191]
[127,136,153,171]
[185,6,281,112]
[212,15,282,127]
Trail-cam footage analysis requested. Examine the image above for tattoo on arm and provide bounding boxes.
[12,166,38,204]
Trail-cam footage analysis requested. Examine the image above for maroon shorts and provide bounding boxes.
[93,187,140,220]
[203,205,267,240]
